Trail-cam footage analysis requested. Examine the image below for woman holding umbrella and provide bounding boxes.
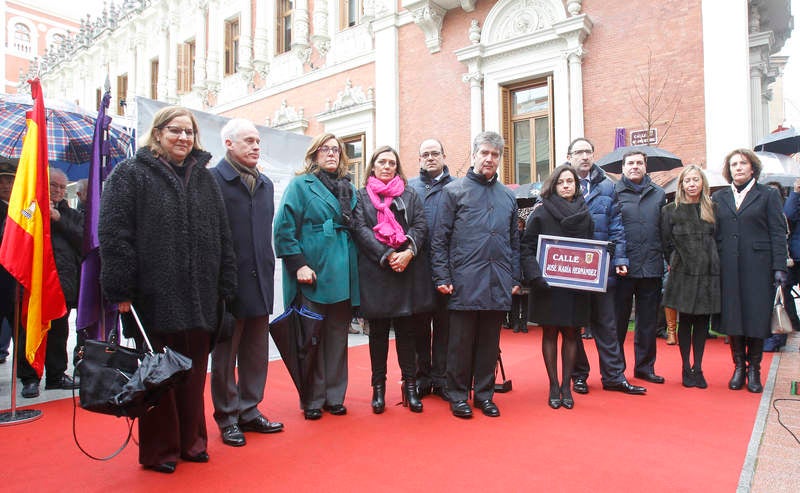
[712,149,787,393]
[351,146,435,414]
[521,164,594,409]
[273,133,359,420]
[661,165,720,388]
[99,106,237,473]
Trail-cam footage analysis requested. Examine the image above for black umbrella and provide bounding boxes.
[513,182,542,208]
[596,145,683,174]
[112,347,193,417]
[269,303,324,404]
[754,128,800,155]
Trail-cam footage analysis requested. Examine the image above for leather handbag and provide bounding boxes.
[771,286,793,335]
[76,332,142,417]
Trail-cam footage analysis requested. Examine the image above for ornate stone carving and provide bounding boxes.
[409,1,447,54]
[566,0,582,16]
[461,71,483,86]
[311,0,330,58]
[328,79,373,111]
[468,20,481,44]
[484,0,563,44]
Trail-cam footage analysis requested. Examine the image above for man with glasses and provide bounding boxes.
[566,138,646,396]
[408,138,454,399]
[17,168,82,397]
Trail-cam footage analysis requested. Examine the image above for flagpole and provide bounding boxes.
[0,284,43,426]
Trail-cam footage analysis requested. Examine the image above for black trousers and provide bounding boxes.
[16,313,69,384]
[446,310,504,403]
[369,316,417,386]
[615,277,662,375]
[414,292,450,388]
[573,286,627,385]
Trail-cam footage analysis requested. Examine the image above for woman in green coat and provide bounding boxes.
[274,133,359,420]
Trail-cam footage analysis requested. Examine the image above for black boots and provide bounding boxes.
[371,383,386,414]
[401,379,423,413]
[746,338,764,393]
[728,336,746,390]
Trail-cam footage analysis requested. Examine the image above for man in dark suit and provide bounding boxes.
[210,118,283,447]
[408,138,453,399]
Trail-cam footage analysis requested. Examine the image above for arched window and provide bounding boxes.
[14,23,32,54]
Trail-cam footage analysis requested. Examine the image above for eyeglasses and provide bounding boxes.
[49,182,67,190]
[420,151,442,159]
[163,125,195,138]
[570,149,593,156]
[319,146,340,155]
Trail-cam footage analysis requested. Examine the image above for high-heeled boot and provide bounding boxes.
[665,307,678,345]
[728,336,746,390]
[746,338,764,393]
[401,379,423,413]
[371,383,386,414]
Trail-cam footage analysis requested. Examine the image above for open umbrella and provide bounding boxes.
[0,95,132,164]
[754,128,800,155]
[269,303,324,404]
[754,151,800,188]
[596,145,683,174]
[511,182,542,208]
[663,169,729,197]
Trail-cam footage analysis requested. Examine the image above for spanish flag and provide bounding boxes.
[0,79,66,377]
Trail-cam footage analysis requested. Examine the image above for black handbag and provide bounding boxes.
[76,335,142,417]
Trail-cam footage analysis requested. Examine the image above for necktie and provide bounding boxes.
[580,179,589,198]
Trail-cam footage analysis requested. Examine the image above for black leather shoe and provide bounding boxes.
[240,415,284,434]
[146,462,177,474]
[44,374,78,390]
[181,451,209,463]
[21,381,39,398]
[572,377,589,394]
[304,408,322,420]
[561,397,574,409]
[450,400,473,418]
[602,380,647,395]
[323,404,347,415]
[475,399,500,417]
[634,372,665,384]
[221,424,246,447]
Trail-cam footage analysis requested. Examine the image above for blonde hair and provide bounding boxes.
[298,133,349,178]
[675,165,714,224]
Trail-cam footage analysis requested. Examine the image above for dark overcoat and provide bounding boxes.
[712,183,787,338]
[99,147,238,336]
[521,199,593,328]
[51,200,83,307]
[430,170,521,312]
[351,187,435,319]
[613,176,666,278]
[660,203,721,315]
[211,159,275,319]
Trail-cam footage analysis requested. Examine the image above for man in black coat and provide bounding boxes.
[17,168,82,397]
[613,151,667,384]
[408,138,453,399]
[431,131,521,419]
[210,118,283,447]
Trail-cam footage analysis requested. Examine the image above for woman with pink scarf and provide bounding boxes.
[352,146,436,414]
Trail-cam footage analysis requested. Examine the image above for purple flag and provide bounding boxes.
[614,128,626,150]
[76,89,118,340]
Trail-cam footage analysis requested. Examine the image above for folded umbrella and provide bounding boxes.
[269,303,324,405]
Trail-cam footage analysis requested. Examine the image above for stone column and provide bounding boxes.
[252,0,270,79]
[193,0,208,93]
[206,0,223,95]
[237,0,254,82]
[567,47,585,139]
[750,64,764,146]
[462,72,484,142]
[372,11,400,147]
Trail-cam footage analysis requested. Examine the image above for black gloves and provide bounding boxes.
[606,241,616,257]
[532,276,550,291]
[774,270,788,289]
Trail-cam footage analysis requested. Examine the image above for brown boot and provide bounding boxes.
[665,307,677,345]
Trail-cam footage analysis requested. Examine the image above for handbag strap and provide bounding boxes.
[71,385,135,461]
[128,305,154,353]
[775,286,785,306]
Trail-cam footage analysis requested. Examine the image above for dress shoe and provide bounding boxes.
[561,396,574,409]
[21,381,39,398]
[548,387,561,409]
[181,451,209,463]
[602,380,647,395]
[682,368,697,388]
[475,399,500,417]
[145,462,177,474]
[450,400,473,418]
[572,377,589,394]
[44,374,78,390]
[304,408,322,420]
[322,404,347,415]
[221,424,246,447]
[634,372,665,384]
[694,370,708,389]
[372,384,386,414]
[240,415,284,434]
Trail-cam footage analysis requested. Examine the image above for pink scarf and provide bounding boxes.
[366,175,407,248]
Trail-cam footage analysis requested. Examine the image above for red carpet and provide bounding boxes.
[0,330,769,492]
